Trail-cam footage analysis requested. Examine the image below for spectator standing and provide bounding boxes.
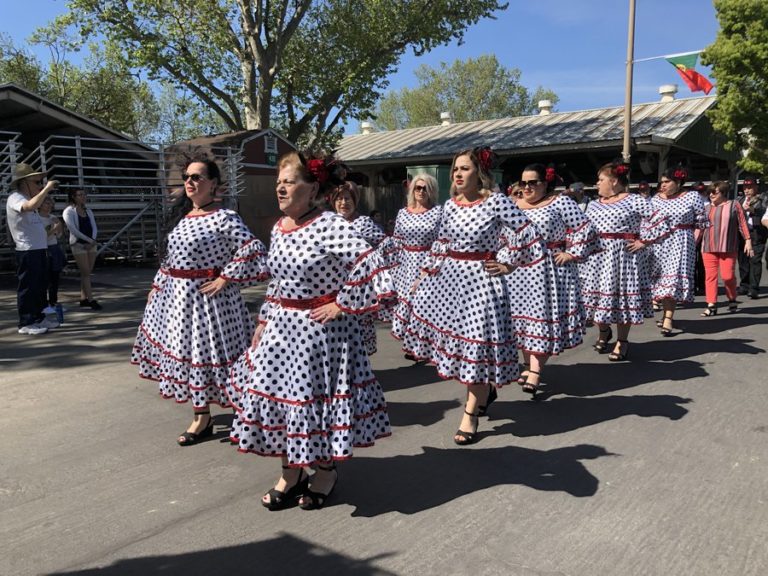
[737,176,767,299]
[38,196,67,315]
[5,163,60,335]
[62,188,102,310]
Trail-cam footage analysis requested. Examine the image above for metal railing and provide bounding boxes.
[1,134,245,268]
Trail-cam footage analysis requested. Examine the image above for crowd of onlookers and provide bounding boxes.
[5,163,102,336]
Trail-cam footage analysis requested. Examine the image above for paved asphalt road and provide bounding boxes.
[1,264,767,576]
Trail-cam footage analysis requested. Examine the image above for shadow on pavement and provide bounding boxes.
[344,443,614,517]
[487,394,691,437]
[376,362,444,392]
[51,533,397,576]
[386,399,461,428]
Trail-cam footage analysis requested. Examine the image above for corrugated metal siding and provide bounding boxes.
[338,96,716,163]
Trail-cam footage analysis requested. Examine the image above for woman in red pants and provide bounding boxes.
[699,181,753,316]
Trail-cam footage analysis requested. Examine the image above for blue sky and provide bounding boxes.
[4,0,719,129]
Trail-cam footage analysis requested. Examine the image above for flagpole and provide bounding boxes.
[622,0,637,163]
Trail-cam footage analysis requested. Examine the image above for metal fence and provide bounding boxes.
[1,134,245,269]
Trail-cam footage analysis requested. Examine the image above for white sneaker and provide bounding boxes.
[42,306,57,314]
[39,317,60,329]
[18,323,49,335]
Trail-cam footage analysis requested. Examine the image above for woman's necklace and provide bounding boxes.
[297,205,317,221]
[192,200,216,211]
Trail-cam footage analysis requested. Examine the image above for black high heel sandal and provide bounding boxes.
[727,300,739,312]
[263,466,309,511]
[177,411,214,446]
[477,386,498,417]
[521,369,541,396]
[593,326,613,353]
[298,464,337,510]
[700,305,718,317]
[660,314,674,336]
[516,363,530,385]
[608,340,630,361]
[454,409,479,446]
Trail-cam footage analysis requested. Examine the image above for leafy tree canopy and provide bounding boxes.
[702,0,768,173]
[54,0,508,148]
[374,55,559,131]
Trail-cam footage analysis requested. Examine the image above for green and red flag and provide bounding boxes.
[666,52,714,94]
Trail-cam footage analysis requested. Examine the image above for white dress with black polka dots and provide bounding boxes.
[389,206,444,338]
[131,209,268,407]
[226,212,394,466]
[348,214,387,355]
[649,191,709,302]
[509,195,600,355]
[580,195,669,325]
[394,193,545,386]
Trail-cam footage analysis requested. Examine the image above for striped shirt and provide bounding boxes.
[701,200,750,254]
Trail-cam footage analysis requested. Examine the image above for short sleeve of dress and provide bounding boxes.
[320,215,396,314]
[558,196,600,261]
[638,196,671,244]
[492,193,546,268]
[218,211,269,285]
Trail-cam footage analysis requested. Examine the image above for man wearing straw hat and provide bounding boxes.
[5,163,60,334]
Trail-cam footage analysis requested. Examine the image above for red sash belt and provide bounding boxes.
[599,233,639,240]
[402,244,430,252]
[280,292,338,310]
[447,249,496,261]
[546,241,567,250]
[164,267,220,279]
[674,224,695,230]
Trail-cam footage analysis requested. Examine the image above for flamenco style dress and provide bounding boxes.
[226,212,394,466]
[509,195,599,355]
[649,191,709,303]
[580,194,669,325]
[390,206,443,338]
[394,193,545,386]
[131,209,268,407]
[347,214,387,355]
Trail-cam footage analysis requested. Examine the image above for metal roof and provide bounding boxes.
[337,96,716,165]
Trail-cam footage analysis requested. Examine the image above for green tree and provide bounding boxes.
[55,0,507,147]
[702,0,768,173]
[373,55,559,130]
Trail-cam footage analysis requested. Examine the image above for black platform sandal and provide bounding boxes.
[516,363,530,385]
[263,466,309,511]
[299,464,337,510]
[700,305,718,317]
[727,300,739,313]
[522,370,541,396]
[594,326,613,353]
[608,340,630,361]
[477,386,498,417]
[454,410,479,446]
[177,411,214,446]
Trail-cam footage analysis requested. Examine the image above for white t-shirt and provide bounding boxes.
[5,191,48,251]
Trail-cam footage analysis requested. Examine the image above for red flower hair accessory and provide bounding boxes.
[615,163,630,177]
[673,167,688,181]
[545,167,557,183]
[307,159,329,184]
[476,147,494,172]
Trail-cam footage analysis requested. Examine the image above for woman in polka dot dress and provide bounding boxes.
[649,166,709,335]
[330,180,386,355]
[226,152,394,511]
[390,174,443,359]
[131,157,268,445]
[509,164,599,394]
[580,161,669,361]
[397,147,545,446]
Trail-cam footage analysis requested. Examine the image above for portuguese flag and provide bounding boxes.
[666,52,714,94]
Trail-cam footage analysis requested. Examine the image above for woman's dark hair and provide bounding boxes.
[598,160,631,187]
[278,150,345,196]
[329,181,360,210]
[67,188,84,205]
[522,163,559,193]
[160,153,223,260]
[660,164,688,186]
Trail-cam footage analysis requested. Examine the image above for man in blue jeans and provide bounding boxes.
[5,163,60,335]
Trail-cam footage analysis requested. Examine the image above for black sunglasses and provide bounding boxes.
[414,185,427,192]
[519,179,542,188]
[182,173,208,183]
